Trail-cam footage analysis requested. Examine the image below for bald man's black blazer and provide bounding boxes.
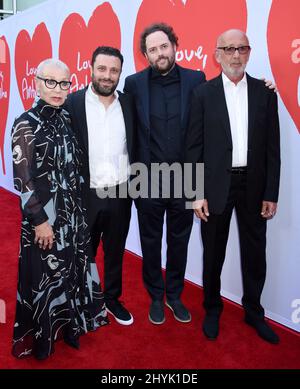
[186,73,281,214]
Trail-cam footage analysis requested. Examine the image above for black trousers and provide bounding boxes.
[137,195,193,302]
[201,174,267,321]
[87,184,132,302]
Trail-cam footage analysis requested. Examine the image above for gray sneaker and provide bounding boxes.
[166,299,191,323]
[149,300,165,324]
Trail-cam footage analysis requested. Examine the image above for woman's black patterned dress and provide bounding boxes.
[11,99,108,359]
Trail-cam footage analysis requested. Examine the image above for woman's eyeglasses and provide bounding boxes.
[36,76,72,90]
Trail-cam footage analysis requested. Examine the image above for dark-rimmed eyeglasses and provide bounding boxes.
[217,46,251,55]
[36,76,72,90]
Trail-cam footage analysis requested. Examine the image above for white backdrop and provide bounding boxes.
[0,0,299,332]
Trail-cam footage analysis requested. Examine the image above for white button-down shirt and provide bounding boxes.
[85,83,130,188]
[222,72,248,167]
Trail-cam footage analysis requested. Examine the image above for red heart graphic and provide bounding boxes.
[267,0,300,134]
[15,22,52,110]
[0,36,10,175]
[59,2,121,93]
[134,0,247,80]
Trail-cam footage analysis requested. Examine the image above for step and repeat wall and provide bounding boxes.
[0,0,299,331]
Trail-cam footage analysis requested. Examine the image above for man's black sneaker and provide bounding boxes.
[106,300,134,325]
[149,300,165,324]
[166,299,191,323]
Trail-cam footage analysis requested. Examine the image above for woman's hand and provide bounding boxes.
[34,221,55,250]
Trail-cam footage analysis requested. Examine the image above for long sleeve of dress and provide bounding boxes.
[11,117,48,226]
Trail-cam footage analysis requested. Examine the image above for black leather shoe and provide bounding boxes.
[35,350,50,361]
[149,300,165,324]
[245,317,279,344]
[63,326,80,349]
[34,340,51,360]
[63,334,80,349]
[166,299,191,323]
[202,314,219,340]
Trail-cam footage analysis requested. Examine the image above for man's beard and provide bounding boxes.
[91,75,118,97]
[151,54,175,75]
[223,63,247,80]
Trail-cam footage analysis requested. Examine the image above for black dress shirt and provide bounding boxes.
[149,65,182,164]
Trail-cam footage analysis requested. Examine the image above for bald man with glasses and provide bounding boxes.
[186,29,281,344]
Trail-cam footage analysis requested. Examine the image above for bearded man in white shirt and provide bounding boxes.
[66,46,136,325]
[186,30,280,344]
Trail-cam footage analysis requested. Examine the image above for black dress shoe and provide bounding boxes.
[63,326,80,349]
[245,317,279,344]
[34,340,51,360]
[202,315,219,340]
[63,334,80,349]
[35,350,50,361]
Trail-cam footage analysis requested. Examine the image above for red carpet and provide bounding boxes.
[0,187,300,369]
